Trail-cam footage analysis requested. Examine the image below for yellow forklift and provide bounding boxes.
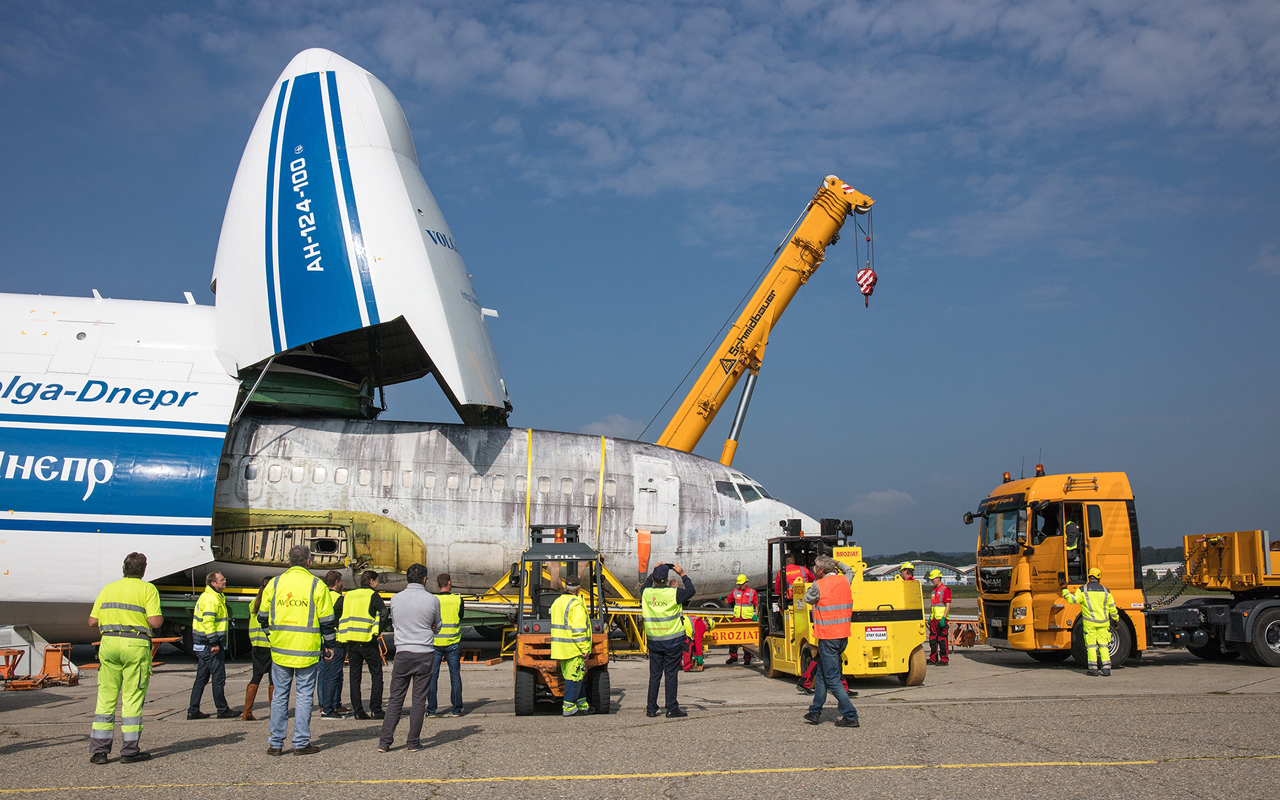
[760,524,928,686]
[510,524,612,715]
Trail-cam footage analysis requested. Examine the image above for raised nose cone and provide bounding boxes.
[276,48,366,82]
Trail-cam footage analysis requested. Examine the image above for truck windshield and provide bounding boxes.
[979,494,1025,555]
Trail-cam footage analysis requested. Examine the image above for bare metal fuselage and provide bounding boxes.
[213,417,814,600]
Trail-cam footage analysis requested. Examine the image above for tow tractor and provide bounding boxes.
[510,524,612,715]
[759,521,928,685]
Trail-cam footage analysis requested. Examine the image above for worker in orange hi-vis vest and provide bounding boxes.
[801,556,860,728]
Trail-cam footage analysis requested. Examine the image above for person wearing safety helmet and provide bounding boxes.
[724,574,758,665]
[894,562,917,581]
[927,570,951,666]
[1062,567,1120,676]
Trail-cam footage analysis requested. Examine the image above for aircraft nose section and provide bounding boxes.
[278,48,365,81]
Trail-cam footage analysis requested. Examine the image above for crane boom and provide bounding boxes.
[655,175,873,464]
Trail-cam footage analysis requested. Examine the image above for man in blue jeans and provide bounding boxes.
[426,573,464,717]
[802,556,860,727]
[319,571,347,718]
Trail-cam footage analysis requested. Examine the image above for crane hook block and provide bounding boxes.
[857,267,877,307]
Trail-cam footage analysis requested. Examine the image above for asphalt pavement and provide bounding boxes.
[2,638,1277,799]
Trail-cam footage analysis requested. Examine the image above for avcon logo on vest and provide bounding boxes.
[1,376,199,411]
[1,452,114,500]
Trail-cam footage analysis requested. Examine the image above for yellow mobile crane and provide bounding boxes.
[656,176,874,466]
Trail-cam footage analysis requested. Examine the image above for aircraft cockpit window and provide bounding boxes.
[381,470,393,487]
[731,473,747,482]
[291,466,304,483]
[755,485,773,499]
[737,483,762,502]
[245,464,259,481]
[357,469,372,486]
[267,465,281,482]
[446,474,459,490]
[716,481,741,500]
[403,470,415,488]
[334,468,348,486]
[560,478,573,495]
[313,467,326,484]
[603,479,617,497]
[218,462,230,481]
[582,478,596,495]
[515,475,528,493]
[423,472,436,489]
[493,475,506,492]
[537,477,551,493]
[470,474,483,491]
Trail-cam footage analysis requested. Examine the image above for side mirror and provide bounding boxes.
[963,512,975,526]
[508,562,521,588]
[1016,529,1027,545]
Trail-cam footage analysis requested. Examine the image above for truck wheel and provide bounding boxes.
[1028,650,1071,663]
[762,640,780,679]
[898,645,927,685]
[1245,608,1280,667]
[514,669,536,716]
[588,669,612,713]
[1071,621,1131,668]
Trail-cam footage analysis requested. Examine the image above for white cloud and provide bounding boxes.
[849,488,916,516]
[1254,244,1280,275]
[579,413,645,439]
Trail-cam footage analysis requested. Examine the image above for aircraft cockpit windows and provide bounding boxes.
[716,481,741,500]
[537,477,551,493]
[423,472,437,489]
[755,485,773,499]
[402,470,415,488]
[492,475,506,492]
[470,474,482,491]
[218,462,230,481]
[560,478,573,495]
[582,478,596,495]
[381,470,394,487]
[357,469,372,486]
[603,479,617,497]
[291,466,304,483]
[245,464,259,481]
[446,473,460,490]
[737,483,762,502]
[313,467,326,484]
[515,475,527,493]
[268,465,281,482]
[334,468,349,485]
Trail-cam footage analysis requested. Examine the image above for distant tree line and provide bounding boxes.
[864,551,975,568]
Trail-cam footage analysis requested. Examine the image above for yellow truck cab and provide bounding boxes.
[966,469,1147,665]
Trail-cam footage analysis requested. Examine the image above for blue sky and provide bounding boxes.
[2,1,1277,554]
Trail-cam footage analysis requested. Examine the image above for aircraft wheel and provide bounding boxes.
[588,669,612,713]
[898,645,926,685]
[514,669,536,716]
[473,625,505,640]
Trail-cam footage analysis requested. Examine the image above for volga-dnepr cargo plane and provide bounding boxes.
[0,49,813,643]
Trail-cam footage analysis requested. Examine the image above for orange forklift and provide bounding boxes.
[510,524,612,715]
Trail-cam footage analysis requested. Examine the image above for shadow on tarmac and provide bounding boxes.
[149,730,249,757]
[0,733,82,757]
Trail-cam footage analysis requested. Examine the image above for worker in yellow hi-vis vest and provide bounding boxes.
[188,570,235,719]
[88,552,163,765]
[1062,568,1120,676]
[427,572,466,717]
[550,573,593,717]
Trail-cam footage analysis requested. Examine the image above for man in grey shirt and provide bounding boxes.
[377,563,441,752]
